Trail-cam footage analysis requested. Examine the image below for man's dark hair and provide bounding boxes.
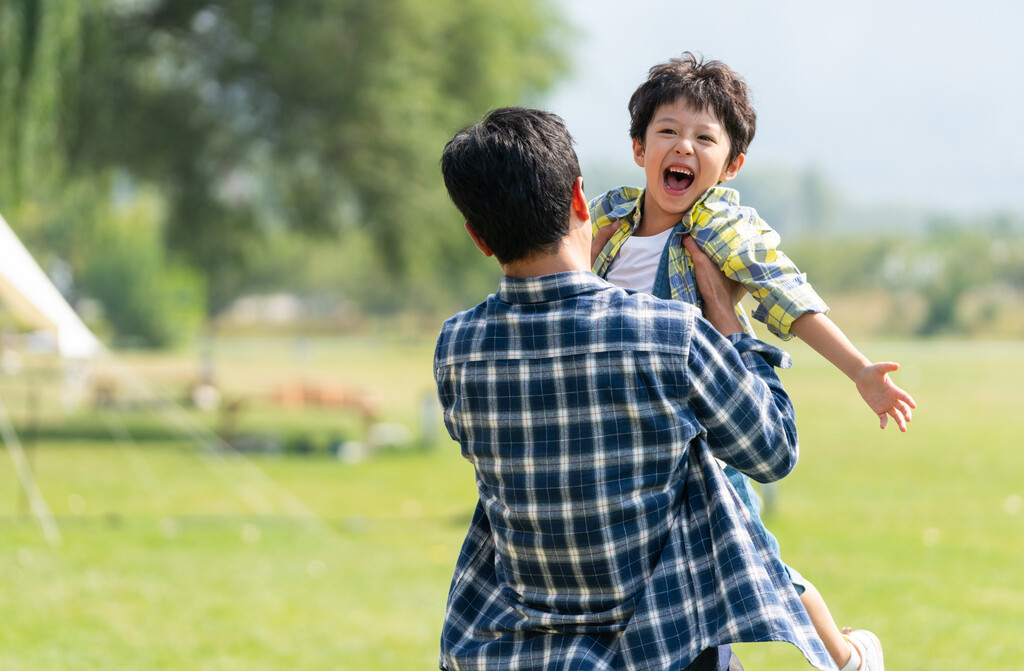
[628,52,756,164]
[441,107,582,265]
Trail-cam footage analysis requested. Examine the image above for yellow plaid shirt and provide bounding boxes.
[590,185,828,340]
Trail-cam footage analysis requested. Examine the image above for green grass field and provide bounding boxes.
[1,336,1022,670]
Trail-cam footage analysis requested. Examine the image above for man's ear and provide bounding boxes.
[464,221,494,257]
[571,176,590,224]
[632,138,646,168]
[718,153,745,183]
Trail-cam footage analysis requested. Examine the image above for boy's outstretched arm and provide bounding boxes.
[789,312,917,431]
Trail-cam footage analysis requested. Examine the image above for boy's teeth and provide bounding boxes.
[665,167,694,190]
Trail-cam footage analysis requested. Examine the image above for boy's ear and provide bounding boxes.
[632,138,646,168]
[718,153,745,183]
[464,221,494,257]
[571,176,590,223]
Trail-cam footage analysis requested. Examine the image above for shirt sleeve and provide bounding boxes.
[690,200,829,340]
[685,323,799,483]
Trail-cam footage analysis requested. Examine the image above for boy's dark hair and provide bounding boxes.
[441,107,582,265]
[628,52,756,164]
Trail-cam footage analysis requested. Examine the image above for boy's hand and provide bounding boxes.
[789,312,919,433]
[854,362,917,431]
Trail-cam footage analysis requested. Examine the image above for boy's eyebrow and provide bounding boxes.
[652,114,723,131]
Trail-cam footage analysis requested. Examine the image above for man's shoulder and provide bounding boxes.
[609,290,702,346]
[434,300,490,362]
[434,286,704,366]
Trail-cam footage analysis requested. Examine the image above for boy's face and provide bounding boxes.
[633,99,744,230]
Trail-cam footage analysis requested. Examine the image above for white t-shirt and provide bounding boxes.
[604,227,674,294]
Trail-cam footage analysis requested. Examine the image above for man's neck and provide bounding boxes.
[501,224,593,278]
[502,249,591,278]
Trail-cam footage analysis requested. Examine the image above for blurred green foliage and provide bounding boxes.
[76,191,206,348]
[9,180,206,348]
[66,0,568,313]
[1,0,569,345]
[0,0,80,205]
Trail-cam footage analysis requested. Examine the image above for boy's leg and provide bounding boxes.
[682,646,743,671]
[799,581,853,668]
[719,467,864,668]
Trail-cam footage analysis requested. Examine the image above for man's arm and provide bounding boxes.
[789,312,917,431]
[683,234,745,336]
[683,235,798,483]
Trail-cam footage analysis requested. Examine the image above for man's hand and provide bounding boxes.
[591,223,616,268]
[682,235,745,336]
[854,363,917,431]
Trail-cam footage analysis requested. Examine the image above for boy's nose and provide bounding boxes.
[674,138,694,155]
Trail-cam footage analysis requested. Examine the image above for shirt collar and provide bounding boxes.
[611,186,743,233]
[496,270,609,305]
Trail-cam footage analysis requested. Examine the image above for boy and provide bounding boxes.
[436,106,834,670]
[590,54,912,671]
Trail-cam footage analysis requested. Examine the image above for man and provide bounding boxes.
[434,107,833,671]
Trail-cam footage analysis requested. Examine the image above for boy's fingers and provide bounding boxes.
[890,406,909,432]
[879,399,913,431]
[878,361,900,374]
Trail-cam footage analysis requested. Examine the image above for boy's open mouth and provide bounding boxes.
[664,167,694,193]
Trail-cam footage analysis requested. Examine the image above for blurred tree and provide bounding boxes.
[0,0,81,209]
[77,190,206,348]
[912,217,1006,336]
[1,0,210,348]
[65,0,569,314]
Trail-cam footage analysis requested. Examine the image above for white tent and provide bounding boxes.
[0,211,101,359]
[1,209,105,547]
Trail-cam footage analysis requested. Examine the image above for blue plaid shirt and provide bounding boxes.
[434,271,832,671]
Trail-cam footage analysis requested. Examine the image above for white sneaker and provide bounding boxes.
[843,629,884,671]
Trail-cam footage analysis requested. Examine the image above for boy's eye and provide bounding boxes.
[698,134,715,142]
[658,128,677,135]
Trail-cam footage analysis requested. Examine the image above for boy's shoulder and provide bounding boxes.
[589,186,643,222]
[694,186,744,214]
[690,186,775,237]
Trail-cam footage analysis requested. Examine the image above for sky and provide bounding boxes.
[542,0,1024,215]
